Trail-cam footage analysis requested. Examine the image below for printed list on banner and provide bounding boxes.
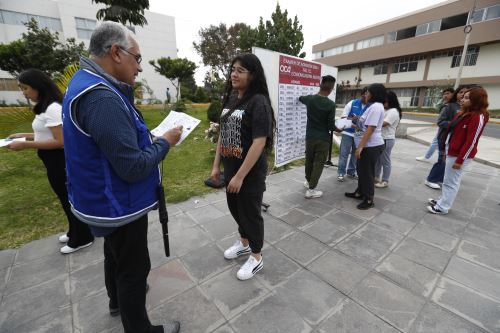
[151,111,201,145]
[275,54,322,166]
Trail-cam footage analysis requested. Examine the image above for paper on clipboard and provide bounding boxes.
[0,137,26,148]
[335,118,352,130]
[151,111,201,145]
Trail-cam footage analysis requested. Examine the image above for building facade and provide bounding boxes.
[0,0,177,104]
[312,0,500,108]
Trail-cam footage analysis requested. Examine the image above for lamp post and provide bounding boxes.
[454,1,477,89]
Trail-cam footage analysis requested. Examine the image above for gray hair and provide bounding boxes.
[89,21,133,57]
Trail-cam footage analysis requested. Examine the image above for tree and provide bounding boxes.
[92,0,149,27]
[241,4,305,58]
[149,57,197,101]
[0,20,86,77]
[193,23,253,79]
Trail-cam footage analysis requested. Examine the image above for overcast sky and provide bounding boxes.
[149,0,445,84]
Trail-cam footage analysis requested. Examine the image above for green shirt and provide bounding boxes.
[299,94,336,141]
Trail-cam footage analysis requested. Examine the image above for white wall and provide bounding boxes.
[427,43,500,80]
[0,0,177,104]
[360,66,386,85]
[389,60,426,83]
[483,84,500,109]
[337,68,359,85]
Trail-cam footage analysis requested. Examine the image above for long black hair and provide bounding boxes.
[221,53,276,150]
[367,83,387,104]
[386,90,402,119]
[18,69,62,115]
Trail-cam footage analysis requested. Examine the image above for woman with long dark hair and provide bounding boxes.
[210,54,275,280]
[428,87,489,214]
[345,83,386,209]
[7,69,94,254]
[374,90,402,188]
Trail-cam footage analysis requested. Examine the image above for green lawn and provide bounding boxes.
[0,105,338,249]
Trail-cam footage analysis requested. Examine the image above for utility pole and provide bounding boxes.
[454,1,477,89]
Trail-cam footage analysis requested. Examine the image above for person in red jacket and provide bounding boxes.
[427,87,489,214]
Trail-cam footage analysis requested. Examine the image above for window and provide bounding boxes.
[356,35,384,50]
[473,4,500,22]
[471,8,486,23]
[0,10,62,31]
[441,13,468,30]
[322,43,354,57]
[0,78,19,91]
[373,63,388,75]
[75,17,97,39]
[416,20,441,36]
[486,4,500,20]
[387,31,397,43]
[393,56,423,73]
[451,47,480,67]
[392,88,420,107]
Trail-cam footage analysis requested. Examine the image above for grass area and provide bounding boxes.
[0,104,340,249]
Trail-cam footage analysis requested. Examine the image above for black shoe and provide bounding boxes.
[345,192,363,200]
[357,200,374,210]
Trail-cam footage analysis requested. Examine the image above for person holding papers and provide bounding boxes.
[345,83,386,210]
[299,75,336,199]
[62,22,181,333]
[337,87,367,182]
[211,54,275,280]
[7,69,94,254]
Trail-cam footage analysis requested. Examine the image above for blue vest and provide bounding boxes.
[62,69,160,226]
[344,99,365,134]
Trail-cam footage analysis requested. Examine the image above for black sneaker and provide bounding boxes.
[427,205,446,215]
[345,192,363,200]
[357,200,374,210]
[428,198,437,206]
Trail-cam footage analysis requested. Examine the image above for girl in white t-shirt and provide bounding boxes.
[374,91,402,188]
[7,69,93,254]
[346,83,386,210]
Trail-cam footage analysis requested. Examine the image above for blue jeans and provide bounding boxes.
[427,150,446,183]
[338,134,356,176]
[375,139,395,182]
[435,156,471,213]
[424,135,438,159]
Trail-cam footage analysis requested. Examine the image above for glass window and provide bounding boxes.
[1,10,28,25]
[486,4,500,20]
[428,20,441,33]
[471,8,485,23]
[0,10,61,31]
[416,24,428,36]
[75,17,97,40]
[451,46,480,67]
[387,31,397,43]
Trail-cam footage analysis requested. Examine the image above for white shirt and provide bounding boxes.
[354,102,385,148]
[32,102,62,141]
[381,108,400,140]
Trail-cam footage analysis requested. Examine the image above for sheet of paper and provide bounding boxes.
[150,111,201,145]
[335,118,352,130]
[0,137,26,148]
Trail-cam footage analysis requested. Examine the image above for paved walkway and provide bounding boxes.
[1,139,500,333]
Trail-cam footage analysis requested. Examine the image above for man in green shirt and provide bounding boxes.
[299,75,336,198]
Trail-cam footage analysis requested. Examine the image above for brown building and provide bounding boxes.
[313,0,500,108]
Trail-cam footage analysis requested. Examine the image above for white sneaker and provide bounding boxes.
[374,177,381,184]
[305,189,323,198]
[375,181,388,188]
[416,156,431,163]
[224,239,251,259]
[337,175,344,182]
[237,255,263,280]
[58,234,69,243]
[303,180,309,189]
[425,180,441,190]
[60,242,93,254]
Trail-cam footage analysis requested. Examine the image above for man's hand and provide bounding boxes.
[162,125,183,146]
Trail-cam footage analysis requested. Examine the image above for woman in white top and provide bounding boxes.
[7,69,93,254]
[374,90,402,188]
[345,83,386,210]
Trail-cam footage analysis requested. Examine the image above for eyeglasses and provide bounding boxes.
[119,46,142,64]
[231,66,250,75]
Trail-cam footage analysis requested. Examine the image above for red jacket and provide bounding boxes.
[447,111,489,165]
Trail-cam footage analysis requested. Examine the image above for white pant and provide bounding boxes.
[436,156,471,213]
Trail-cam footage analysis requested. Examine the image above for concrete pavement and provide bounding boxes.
[1,139,500,333]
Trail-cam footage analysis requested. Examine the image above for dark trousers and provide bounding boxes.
[104,215,160,333]
[427,150,446,183]
[37,149,94,248]
[356,145,384,201]
[305,139,329,189]
[226,191,264,253]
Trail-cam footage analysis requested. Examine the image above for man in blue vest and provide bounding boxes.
[62,22,182,333]
[337,87,367,181]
